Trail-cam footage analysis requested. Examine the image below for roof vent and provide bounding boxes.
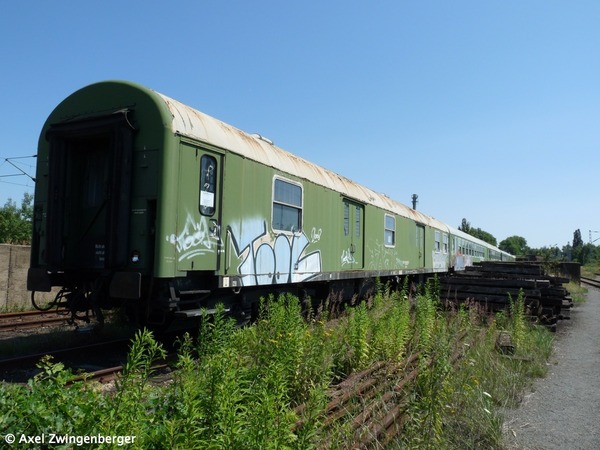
[411,194,418,210]
[251,133,274,145]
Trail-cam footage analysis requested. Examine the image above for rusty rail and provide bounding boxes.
[0,309,69,332]
[581,276,600,289]
[293,331,473,449]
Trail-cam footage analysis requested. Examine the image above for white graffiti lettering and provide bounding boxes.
[341,248,357,266]
[229,219,322,286]
[166,213,220,261]
[396,259,410,269]
[311,227,322,243]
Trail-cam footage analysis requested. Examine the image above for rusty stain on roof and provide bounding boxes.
[157,92,448,232]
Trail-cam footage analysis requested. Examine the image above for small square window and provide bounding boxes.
[272,178,302,232]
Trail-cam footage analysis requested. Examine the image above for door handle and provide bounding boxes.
[209,219,221,238]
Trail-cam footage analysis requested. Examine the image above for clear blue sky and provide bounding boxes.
[1,1,599,249]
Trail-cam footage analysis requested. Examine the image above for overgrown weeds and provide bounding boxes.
[0,279,556,449]
[567,281,587,303]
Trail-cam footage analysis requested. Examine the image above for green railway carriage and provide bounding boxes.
[28,80,513,325]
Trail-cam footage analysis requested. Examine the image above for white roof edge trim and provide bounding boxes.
[156,91,447,229]
[446,226,501,250]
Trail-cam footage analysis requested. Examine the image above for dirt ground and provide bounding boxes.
[502,285,600,449]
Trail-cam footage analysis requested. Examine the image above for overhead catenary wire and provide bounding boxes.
[0,155,37,182]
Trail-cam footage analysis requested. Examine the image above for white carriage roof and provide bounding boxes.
[447,226,491,248]
[156,91,449,232]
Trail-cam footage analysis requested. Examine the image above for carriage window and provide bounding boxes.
[434,231,441,252]
[199,155,217,216]
[272,178,302,232]
[384,214,396,247]
[443,233,449,253]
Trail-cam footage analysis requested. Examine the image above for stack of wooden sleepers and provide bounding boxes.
[437,261,573,330]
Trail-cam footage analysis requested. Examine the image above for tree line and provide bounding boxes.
[0,193,33,244]
[459,217,598,265]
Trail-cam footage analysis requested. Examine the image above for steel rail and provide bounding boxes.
[581,276,600,289]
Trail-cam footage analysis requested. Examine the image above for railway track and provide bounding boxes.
[0,337,132,364]
[0,309,70,332]
[293,330,473,447]
[68,362,171,385]
[0,338,130,382]
[581,276,600,289]
[1,342,172,387]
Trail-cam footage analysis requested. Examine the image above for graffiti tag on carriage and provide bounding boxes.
[311,227,322,243]
[166,213,220,261]
[341,248,357,266]
[229,220,322,286]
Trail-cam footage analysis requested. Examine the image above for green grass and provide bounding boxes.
[581,263,600,278]
[0,282,557,449]
[567,280,587,303]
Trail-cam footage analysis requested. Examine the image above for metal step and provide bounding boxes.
[179,289,211,296]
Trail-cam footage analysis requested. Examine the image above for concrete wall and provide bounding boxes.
[0,244,33,310]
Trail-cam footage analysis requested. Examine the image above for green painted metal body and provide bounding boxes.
[32,82,170,280]
[29,81,513,317]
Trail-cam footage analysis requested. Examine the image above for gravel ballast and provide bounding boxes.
[502,286,600,449]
